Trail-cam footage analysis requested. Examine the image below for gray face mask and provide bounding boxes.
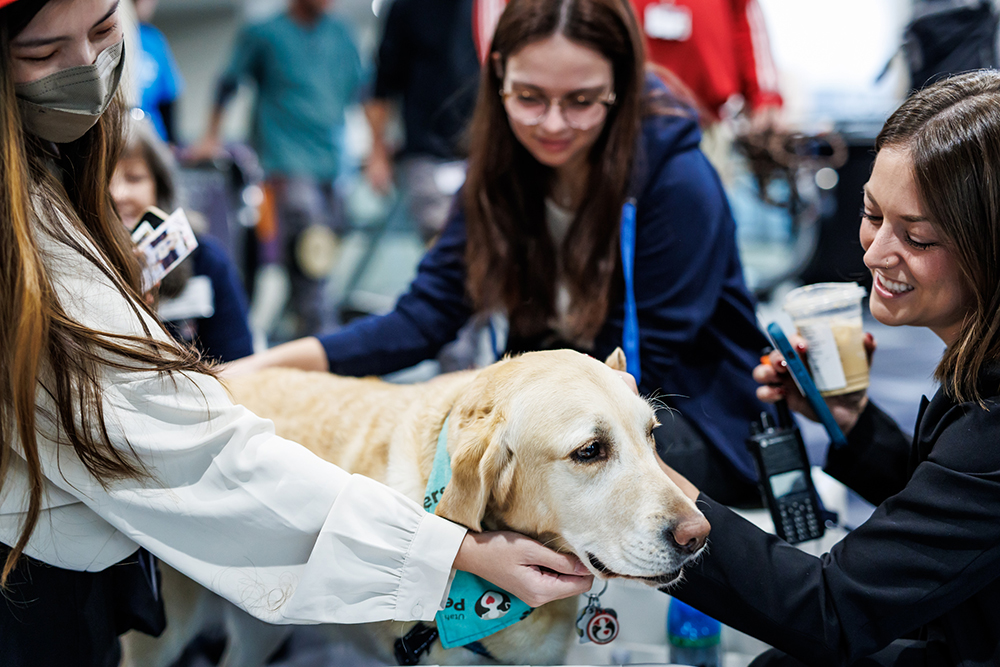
[14,40,125,144]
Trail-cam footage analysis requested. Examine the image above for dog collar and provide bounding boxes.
[422,416,533,650]
[393,623,494,665]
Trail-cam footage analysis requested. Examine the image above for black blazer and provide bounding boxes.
[673,365,1000,667]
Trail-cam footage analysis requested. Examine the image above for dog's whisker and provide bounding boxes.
[539,536,564,551]
[644,390,691,418]
[620,553,681,572]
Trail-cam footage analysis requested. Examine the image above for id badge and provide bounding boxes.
[644,3,692,41]
[136,207,199,292]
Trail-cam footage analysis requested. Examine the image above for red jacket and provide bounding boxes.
[632,0,782,119]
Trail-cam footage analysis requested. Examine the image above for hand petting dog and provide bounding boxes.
[453,530,595,608]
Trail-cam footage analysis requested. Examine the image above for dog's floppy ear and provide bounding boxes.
[435,396,515,532]
[604,347,627,372]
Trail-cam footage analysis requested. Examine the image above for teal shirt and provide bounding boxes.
[221,13,362,180]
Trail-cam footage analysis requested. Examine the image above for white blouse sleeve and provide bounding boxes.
[24,223,467,625]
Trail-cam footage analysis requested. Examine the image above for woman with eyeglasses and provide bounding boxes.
[231,0,772,504]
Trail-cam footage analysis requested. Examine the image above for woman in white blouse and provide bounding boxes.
[0,1,593,664]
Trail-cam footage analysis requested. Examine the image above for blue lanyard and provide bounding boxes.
[486,201,640,381]
[619,199,641,387]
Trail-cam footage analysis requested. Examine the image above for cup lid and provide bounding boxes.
[783,282,867,318]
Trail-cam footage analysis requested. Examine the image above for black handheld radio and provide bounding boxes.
[747,396,826,545]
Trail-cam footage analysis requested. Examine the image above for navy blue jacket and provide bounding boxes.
[318,111,770,480]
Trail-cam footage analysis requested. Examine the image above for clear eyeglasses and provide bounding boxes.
[500,87,617,130]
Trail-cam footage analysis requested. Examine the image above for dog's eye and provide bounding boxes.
[572,441,607,463]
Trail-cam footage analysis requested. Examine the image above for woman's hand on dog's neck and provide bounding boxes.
[453,531,595,607]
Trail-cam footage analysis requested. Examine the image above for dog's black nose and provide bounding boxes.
[666,516,709,554]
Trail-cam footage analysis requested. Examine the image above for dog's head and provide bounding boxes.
[435,349,710,588]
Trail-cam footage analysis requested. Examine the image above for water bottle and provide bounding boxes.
[666,598,721,667]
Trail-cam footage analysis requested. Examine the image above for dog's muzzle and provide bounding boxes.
[585,552,684,586]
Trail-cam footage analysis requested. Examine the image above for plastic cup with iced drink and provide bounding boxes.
[782,282,869,397]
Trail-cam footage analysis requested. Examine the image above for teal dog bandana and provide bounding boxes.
[426,417,533,649]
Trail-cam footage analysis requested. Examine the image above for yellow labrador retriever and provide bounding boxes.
[122,349,709,666]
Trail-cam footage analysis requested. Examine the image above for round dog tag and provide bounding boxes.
[576,603,597,643]
[585,609,619,644]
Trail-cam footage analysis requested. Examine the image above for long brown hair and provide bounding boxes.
[875,70,1000,403]
[0,2,211,583]
[462,0,693,342]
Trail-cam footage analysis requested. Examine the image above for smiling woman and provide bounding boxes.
[666,71,1000,666]
[860,147,973,347]
[498,34,616,176]
[868,78,1000,404]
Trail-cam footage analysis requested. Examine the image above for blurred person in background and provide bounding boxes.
[365,0,481,245]
[191,0,363,340]
[131,0,182,142]
[632,0,783,178]
[111,119,255,363]
[365,0,494,373]
[227,0,773,507]
[631,0,782,127]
